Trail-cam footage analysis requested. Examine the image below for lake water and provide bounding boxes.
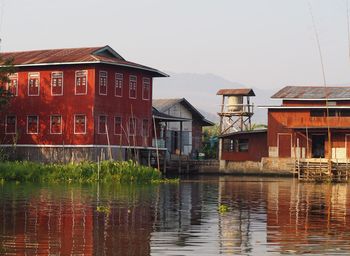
[1,176,350,255]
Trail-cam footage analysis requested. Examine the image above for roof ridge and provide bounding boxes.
[1,46,105,54]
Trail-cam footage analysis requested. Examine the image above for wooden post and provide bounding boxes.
[152,115,160,171]
[179,121,183,174]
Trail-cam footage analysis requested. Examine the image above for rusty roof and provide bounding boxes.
[0,45,168,77]
[271,86,350,99]
[216,88,255,96]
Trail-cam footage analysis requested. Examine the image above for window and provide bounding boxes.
[99,71,108,95]
[310,110,325,117]
[129,117,136,135]
[341,110,350,117]
[7,73,18,96]
[142,77,150,100]
[237,139,249,152]
[115,73,123,97]
[27,115,39,134]
[98,115,107,134]
[129,75,137,99]
[75,70,88,95]
[223,138,248,152]
[28,72,40,96]
[5,115,16,134]
[51,71,63,96]
[114,116,122,135]
[328,109,337,117]
[74,115,86,134]
[50,115,62,134]
[142,119,149,137]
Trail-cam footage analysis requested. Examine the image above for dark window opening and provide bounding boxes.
[310,110,325,117]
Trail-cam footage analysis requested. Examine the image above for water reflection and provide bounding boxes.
[1,177,350,255]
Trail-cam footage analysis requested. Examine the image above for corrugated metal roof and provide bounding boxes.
[219,129,267,138]
[152,98,214,126]
[0,45,167,77]
[216,88,255,96]
[153,99,183,112]
[152,107,191,122]
[271,86,350,99]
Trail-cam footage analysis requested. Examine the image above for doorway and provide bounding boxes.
[312,135,325,158]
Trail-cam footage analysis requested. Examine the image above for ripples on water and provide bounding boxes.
[1,177,350,255]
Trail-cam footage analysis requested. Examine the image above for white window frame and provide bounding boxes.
[129,75,137,99]
[75,70,88,95]
[5,115,16,134]
[28,72,40,96]
[99,71,108,96]
[142,77,150,100]
[27,115,39,134]
[50,115,62,134]
[7,73,18,96]
[51,71,64,96]
[114,116,122,135]
[115,73,123,97]
[98,115,108,134]
[74,114,87,134]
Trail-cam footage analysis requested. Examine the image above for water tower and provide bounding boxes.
[217,89,255,135]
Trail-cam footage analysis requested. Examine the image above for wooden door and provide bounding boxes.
[346,135,350,159]
[278,134,291,158]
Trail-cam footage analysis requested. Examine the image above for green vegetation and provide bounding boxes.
[0,57,16,110]
[201,124,219,159]
[218,204,229,214]
[0,160,166,184]
[96,205,111,215]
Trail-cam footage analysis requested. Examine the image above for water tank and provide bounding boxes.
[227,96,243,112]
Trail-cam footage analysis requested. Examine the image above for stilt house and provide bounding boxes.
[0,46,167,162]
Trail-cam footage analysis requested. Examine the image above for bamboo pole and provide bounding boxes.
[152,115,160,171]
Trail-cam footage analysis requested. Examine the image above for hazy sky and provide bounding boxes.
[1,0,350,90]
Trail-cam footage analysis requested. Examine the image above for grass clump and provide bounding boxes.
[218,204,229,214]
[0,160,163,184]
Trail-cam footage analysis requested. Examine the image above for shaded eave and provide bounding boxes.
[271,98,350,101]
[289,126,350,130]
[199,119,215,126]
[259,106,350,109]
[9,61,168,77]
[152,108,191,122]
[219,129,267,138]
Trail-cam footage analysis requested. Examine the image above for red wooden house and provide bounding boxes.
[0,45,167,162]
[267,86,350,160]
[219,85,350,175]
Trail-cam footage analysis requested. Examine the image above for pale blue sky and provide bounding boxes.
[1,0,350,90]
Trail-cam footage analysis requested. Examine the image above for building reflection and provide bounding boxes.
[266,180,350,254]
[217,177,269,255]
[1,178,350,255]
[0,185,93,255]
[0,184,158,256]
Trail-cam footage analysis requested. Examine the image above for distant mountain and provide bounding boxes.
[153,72,276,124]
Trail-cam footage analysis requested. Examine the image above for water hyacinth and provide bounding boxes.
[0,160,163,184]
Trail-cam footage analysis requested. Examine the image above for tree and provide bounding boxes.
[0,57,16,110]
[201,124,219,159]
[249,123,267,130]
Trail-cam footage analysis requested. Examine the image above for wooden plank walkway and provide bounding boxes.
[296,159,349,182]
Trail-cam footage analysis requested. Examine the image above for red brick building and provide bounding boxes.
[0,45,167,162]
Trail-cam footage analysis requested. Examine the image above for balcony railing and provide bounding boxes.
[287,116,350,128]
